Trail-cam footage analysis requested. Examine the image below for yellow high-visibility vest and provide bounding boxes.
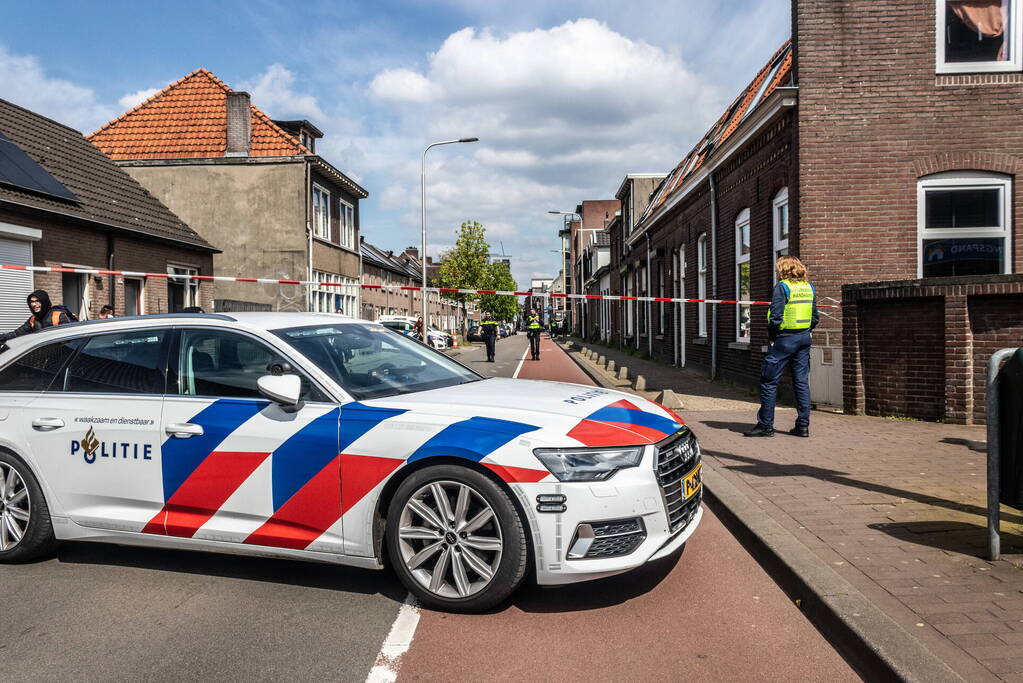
[766,279,814,330]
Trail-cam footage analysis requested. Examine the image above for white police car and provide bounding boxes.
[0,313,702,611]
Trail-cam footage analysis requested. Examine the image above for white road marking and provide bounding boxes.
[366,594,421,683]
[512,341,530,379]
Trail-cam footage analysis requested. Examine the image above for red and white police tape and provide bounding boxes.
[0,263,842,307]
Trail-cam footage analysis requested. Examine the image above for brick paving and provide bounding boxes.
[568,340,1023,682]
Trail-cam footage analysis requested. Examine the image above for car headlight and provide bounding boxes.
[532,446,644,482]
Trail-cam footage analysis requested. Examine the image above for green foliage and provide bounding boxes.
[479,261,519,321]
[437,221,490,306]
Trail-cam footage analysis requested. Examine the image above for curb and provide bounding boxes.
[561,344,965,683]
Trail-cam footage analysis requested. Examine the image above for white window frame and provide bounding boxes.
[340,200,355,250]
[936,0,1022,74]
[772,187,789,284]
[697,234,707,337]
[917,172,1012,278]
[168,265,198,311]
[735,209,751,343]
[312,184,331,241]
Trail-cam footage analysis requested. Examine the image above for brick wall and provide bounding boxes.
[843,275,1023,424]
[0,209,214,319]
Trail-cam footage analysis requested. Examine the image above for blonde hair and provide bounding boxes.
[776,255,808,282]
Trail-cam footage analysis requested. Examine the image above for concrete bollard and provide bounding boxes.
[606,359,616,374]
[597,355,606,366]
[657,389,686,411]
[617,366,628,381]
[634,375,647,392]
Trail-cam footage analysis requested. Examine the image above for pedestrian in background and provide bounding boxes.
[414,316,424,341]
[745,255,819,438]
[481,311,499,362]
[526,309,542,361]
[0,290,77,345]
[98,305,115,319]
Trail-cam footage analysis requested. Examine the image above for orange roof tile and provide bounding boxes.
[88,68,307,159]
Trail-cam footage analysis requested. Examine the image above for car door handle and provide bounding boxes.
[165,423,204,438]
[31,417,65,431]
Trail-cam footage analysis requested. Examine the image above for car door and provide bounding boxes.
[151,327,343,554]
[25,328,169,532]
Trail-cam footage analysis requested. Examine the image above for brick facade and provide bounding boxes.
[843,275,1023,424]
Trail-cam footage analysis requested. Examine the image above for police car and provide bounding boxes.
[0,313,702,611]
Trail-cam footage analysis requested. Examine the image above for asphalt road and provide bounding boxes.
[1,332,858,682]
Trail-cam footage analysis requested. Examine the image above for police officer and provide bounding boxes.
[0,290,76,345]
[526,309,543,361]
[481,311,499,362]
[745,255,819,438]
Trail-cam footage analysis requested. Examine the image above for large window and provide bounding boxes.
[313,185,331,240]
[340,201,355,249]
[66,330,167,394]
[735,209,751,343]
[918,172,1011,277]
[773,188,789,284]
[312,271,358,316]
[937,0,1022,73]
[697,235,707,337]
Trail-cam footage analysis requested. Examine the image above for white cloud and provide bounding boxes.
[117,87,161,110]
[369,68,437,103]
[0,45,116,132]
[238,63,325,120]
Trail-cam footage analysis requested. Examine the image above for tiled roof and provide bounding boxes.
[361,239,421,280]
[0,98,216,251]
[640,40,794,224]
[88,68,307,159]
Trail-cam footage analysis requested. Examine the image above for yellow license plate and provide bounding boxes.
[682,463,703,500]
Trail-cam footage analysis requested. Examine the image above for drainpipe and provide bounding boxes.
[305,161,313,312]
[106,232,115,310]
[709,173,719,380]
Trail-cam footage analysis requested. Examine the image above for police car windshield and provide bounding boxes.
[273,323,481,400]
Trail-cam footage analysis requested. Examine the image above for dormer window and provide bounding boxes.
[301,131,315,153]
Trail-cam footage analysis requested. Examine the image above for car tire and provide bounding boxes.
[0,451,56,563]
[386,464,528,613]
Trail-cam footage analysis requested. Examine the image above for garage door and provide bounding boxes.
[0,237,33,334]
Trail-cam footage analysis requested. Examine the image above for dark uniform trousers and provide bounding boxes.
[483,329,496,361]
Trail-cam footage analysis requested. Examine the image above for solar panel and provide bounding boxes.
[0,130,78,202]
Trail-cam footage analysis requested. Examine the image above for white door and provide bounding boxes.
[0,236,34,333]
[27,328,169,531]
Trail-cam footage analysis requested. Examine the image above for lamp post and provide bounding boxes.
[549,210,581,337]
[421,137,479,333]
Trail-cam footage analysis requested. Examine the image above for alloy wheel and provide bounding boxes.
[0,462,30,551]
[397,480,504,599]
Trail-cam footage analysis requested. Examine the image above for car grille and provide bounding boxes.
[567,517,647,560]
[655,429,702,533]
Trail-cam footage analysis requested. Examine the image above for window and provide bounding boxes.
[313,185,331,240]
[735,209,751,343]
[697,235,707,337]
[624,275,634,336]
[637,265,647,335]
[773,188,789,283]
[312,271,358,316]
[937,0,1022,73]
[918,172,1011,277]
[174,329,325,401]
[340,201,355,249]
[168,266,198,312]
[657,261,666,335]
[66,330,167,394]
[0,339,80,392]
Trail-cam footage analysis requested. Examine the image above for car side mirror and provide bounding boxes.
[257,374,304,413]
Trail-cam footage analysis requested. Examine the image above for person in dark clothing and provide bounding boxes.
[745,256,819,438]
[0,290,76,344]
[526,309,543,360]
[480,312,499,362]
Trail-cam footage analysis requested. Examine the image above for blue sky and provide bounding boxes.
[1,0,789,288]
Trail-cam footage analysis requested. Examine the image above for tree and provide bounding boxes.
[437,221,490,332]
[479,261,519,322]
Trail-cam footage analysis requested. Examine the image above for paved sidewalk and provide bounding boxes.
[568,339,1023,682]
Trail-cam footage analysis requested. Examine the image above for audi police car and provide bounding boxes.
[0,313,702,611]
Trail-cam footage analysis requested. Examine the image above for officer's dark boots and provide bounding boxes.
[743,426,775,437]
[788,426,809,438]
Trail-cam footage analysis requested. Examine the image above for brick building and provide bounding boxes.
[359,240,465,330]
[587,0,1023,423]
[567,199,619,337]
[0,98,216,331]
[88,69,367,314]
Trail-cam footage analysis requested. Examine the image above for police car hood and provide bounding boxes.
[365,378,685,447]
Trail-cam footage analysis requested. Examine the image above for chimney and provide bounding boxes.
[403,247,419,259]
[226,91,251,157]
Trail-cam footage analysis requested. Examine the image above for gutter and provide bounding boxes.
[709,175,719,380]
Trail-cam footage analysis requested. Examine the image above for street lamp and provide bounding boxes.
[549,210,581,336]
[421,137,479,332]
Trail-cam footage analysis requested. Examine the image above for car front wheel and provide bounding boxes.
[386,465,528,612]
[0,451,56,563]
